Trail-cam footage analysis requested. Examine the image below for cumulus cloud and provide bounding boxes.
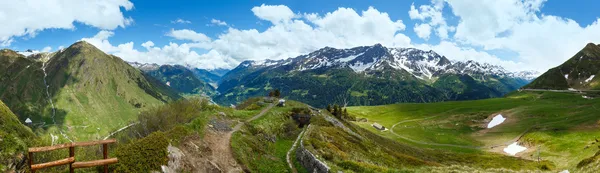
[251,4,297,23]
[441,0,600,70]
[81,31,234,69]
[171,18,192,24]
[414,23,432,40]
[0,0,134,46]
[409,0,453,39]
[166,29,212,45]
[210,19,228,26]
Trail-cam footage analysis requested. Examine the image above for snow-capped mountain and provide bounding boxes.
[127,62,160,72]
[237,44,538,81]
[216,44,537,106]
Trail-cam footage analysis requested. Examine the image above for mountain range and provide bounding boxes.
[215,44,538,106]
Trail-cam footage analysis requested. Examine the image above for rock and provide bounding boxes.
[218,112,226,116]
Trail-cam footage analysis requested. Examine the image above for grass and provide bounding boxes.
[301,110,552,173]
[231,99,307,172]
[346,91,600,170]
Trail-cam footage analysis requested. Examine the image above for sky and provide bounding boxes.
[2,0,600,72]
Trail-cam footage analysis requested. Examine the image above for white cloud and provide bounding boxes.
[166,29,212,45]
[416,41,524,71]
[251,4,297,23]
[210,19,228,26]
[414,23,432,40]
[0,0,134,46]
[81,31,235,69]
[171,18,192,24]
[442,0,600,71]
[41,46,52,52]
[409,0,452,39]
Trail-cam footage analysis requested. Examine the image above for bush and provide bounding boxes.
[114,131,169,172]
[135,98,213,137]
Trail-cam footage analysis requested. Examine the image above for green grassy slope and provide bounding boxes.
[300,106,551,172]
[347,91,600,171]
[0,100,34,172]
[1,41,181,143]
[525,43,600,90]
[231,99,306,172]
[41,41,181,142]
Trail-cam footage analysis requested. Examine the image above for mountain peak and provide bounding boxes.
[0,49,22,58]
[67,41,103,53]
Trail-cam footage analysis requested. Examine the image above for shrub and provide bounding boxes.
[135,98,213,137]
[114,131,169,173]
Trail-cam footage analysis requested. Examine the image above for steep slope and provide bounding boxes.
[0,100,34,172]
[525,43,600,90]
[145,65,217,96]
[216,44,536,106]
[1,41,181,142]
[0,49,47,121]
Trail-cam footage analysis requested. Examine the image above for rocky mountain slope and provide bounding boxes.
[524,43,600,90]
[215,44,537,106]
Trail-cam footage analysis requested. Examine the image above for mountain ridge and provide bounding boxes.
[215,44,535,106]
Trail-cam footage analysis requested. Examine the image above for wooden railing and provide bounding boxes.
[28,139,118,173]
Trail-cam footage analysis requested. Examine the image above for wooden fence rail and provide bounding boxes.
[28,139,118,173]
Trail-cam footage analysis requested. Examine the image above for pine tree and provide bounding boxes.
[326,104,332,113]
[274,89,281,98]
[268,91,274,97]
[343,108,348,119]
[333,104,339,118]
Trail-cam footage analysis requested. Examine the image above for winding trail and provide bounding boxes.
[103,122,139,140]
[286,127,307,173]
[209,103,274,172]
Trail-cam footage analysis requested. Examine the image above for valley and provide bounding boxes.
[1,41,599,173]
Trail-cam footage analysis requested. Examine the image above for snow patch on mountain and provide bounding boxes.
[585,75,595,83]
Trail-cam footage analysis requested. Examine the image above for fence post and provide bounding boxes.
[69,146,75,173]
[103,144,108,173]
[29,152,35,173]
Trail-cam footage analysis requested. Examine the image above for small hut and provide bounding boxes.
[372,123,385,131]
[277,99,286,107]
[25,118,32,126]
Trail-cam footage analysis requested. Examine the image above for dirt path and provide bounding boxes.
[208,104,275,172]
[286,127,307,173]
[103,122,139,140]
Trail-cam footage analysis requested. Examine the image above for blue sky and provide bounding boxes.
[2,0,600,71]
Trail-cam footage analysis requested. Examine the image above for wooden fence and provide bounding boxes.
[28,139,118,173]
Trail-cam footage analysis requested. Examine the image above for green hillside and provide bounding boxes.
[525,43,600,90]
[0,100,34,172]
[0,49,47,122]
[0,41,181,142]
[347,91,600,171]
